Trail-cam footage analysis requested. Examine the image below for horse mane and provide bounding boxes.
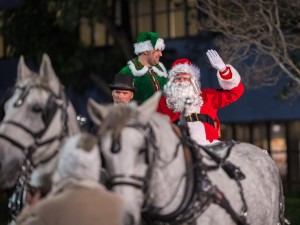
[99,105,137,141]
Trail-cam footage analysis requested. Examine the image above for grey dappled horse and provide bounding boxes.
[0,54,79,219]
[88,92,286,225]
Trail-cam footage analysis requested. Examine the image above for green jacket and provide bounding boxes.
[119,57,168,102]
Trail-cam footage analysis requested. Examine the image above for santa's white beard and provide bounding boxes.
[164,82,203,116]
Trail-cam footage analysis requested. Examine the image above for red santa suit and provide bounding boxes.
[157,59,244,145]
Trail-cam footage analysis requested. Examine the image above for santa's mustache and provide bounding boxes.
[164,82,203,115]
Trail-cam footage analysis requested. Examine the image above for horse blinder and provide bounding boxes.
[42,95,58,127]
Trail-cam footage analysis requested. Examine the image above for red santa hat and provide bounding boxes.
[167,58,201,94]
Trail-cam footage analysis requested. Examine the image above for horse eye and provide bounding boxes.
[138,147,147,155]
[32,104,42,113]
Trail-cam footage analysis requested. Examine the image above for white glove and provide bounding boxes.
[206,49,226,71]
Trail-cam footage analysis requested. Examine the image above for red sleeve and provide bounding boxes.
[157,96,180,122]
[203,81,244,109]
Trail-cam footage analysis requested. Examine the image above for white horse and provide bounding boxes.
[0,54,79,219]
[87,92,286,225]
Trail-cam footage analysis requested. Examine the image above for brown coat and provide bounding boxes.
[16,179,124,225]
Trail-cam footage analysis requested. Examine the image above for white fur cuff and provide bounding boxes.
[217,65,241,90]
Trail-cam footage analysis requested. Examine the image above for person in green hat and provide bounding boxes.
[118,31,168,102]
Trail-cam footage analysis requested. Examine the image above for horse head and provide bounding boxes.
[88,92,188,225]
[0,54,79,191]
[88,91,287,225]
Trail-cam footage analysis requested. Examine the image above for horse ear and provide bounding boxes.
[87,98,110,126]
[17,55,33,84]
[138,91,162,122]
[39,53,60,96]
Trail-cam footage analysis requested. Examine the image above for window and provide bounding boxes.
[286,121,300,182]
[80,18,92,46]
[253,123,268,150]
[169,0,198,38]
[155,0,168,38]
[130,0,198,39]
[270,123,287,177]
[220,123,233,141]
[0,16,5,58]
[234,124,250,142]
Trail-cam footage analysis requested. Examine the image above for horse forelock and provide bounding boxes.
[99,106,137,140]
[17,75,50,91]
[77,132,96,152]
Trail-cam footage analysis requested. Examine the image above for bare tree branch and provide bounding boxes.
[197,0,300,97]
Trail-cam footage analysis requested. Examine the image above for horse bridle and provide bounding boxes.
[105,122,157,194]
[102,121,193,218]
[0,84,69,164]
[0,84,70,218]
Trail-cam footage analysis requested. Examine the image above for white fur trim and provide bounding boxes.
[134,40,153,55]
[152,62,168,77]
[128,60,168,77]
[128,60,149,77]
[159,62,167,74]
[217,65,241,90]
[154,38,165,51]
[168,63,200,80]
[187,121,211,145]
[167,61,201,94]
[134,38,165,55]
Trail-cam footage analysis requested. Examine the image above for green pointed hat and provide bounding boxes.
[134,32,165,55]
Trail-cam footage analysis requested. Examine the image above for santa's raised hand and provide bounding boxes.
[206,49,226,72]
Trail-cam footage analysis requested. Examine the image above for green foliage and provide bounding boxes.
[0,0,124,93]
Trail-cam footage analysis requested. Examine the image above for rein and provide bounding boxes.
[0,84,70,218]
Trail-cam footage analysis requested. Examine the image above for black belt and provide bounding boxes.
[185,113,215,127]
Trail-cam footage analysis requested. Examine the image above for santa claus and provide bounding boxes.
[157,49,244,145]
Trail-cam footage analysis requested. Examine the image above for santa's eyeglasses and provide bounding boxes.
[173,75,192,83]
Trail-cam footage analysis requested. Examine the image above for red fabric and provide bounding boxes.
[157,81,244,143]
[170,58,191,70]
[219,66,232,79]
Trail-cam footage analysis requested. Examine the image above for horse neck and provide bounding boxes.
[148,114,187,214]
